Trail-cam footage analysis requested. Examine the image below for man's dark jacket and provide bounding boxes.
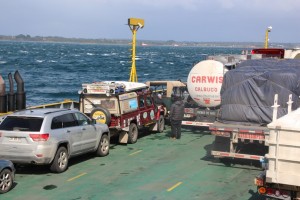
[170,100,184,121]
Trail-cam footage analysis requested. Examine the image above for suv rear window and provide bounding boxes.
[0,116,43,132]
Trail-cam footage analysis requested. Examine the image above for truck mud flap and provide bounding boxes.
[119,131,128,144]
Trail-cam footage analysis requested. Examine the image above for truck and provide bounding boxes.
[209,59,300,161]
[182,53,263,127]
[181,48,300,161]
[181,55,272,161]
[182,48,300,128]
[78,81,166,144]
[255,105,300,200]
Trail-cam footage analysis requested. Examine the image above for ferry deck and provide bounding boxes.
[2,126,264,200]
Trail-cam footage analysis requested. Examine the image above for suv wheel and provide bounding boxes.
[157,115,165,133]
[96,134,110,156]
[0,169,13,194]
[50,146,69,173]
[128,123,138,144]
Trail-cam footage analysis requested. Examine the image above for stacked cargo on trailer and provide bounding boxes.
[209,59,300,161]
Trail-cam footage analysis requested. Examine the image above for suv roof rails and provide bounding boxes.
[28,108,71,115]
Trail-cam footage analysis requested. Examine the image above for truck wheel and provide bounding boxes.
[128,123,138,144]
[0,169,13,194]
[96,134,110,157]
[50,146,69,173]
[157,115,165,133]
[91,107,111,125]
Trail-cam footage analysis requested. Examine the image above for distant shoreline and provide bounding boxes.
[0,34,299,49]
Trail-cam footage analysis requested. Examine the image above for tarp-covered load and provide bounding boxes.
[218,59,300,125]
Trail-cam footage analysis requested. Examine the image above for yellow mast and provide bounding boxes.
[264,26,272,48]
[128,18,144,82]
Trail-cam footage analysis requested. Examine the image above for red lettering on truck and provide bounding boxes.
[207,76,215,83]
[191,76,223,83]
[195,87,218,92]
[219,77,223,83]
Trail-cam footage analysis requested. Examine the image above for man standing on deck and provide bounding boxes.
[169,95,184,139]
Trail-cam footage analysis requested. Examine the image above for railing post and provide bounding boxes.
[286,94,293,114]
[272,94,280,122]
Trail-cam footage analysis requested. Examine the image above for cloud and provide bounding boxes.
[115,0,201,10]
[216,0,300,12]
[1,0,300,42]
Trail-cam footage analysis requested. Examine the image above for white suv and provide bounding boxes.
[0,108,110,173]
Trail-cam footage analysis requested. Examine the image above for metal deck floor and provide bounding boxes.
[2,126,264,200]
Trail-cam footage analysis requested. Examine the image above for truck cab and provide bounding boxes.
[79,81,165,144]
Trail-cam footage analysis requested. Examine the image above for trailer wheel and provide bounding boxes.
[157,115,165,133]
[91,107,111,125]
[128,123,138,144]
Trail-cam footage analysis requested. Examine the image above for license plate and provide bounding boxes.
[9,137,21,142]
[238,133,265,140]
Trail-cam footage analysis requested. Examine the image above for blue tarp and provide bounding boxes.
[218,59,300,125]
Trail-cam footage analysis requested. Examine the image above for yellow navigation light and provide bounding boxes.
[128,18,144,82]
[128,18,144,28]
[264,26,272,49]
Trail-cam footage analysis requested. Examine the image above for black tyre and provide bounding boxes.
[96,134,110,157]
[157,115,165,133]
[0,169,13,194]
[219,158,233,167]
[90,107,111,125]
[128,123,138,144]
[50,146,69,173]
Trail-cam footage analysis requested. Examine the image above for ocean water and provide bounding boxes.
[0,41,244,106]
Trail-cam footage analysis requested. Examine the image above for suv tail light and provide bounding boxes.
[29,133,50,141]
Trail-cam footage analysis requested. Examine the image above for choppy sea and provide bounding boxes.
[0,41,244,106]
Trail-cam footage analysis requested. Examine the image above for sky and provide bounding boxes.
[1,0,300,43]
